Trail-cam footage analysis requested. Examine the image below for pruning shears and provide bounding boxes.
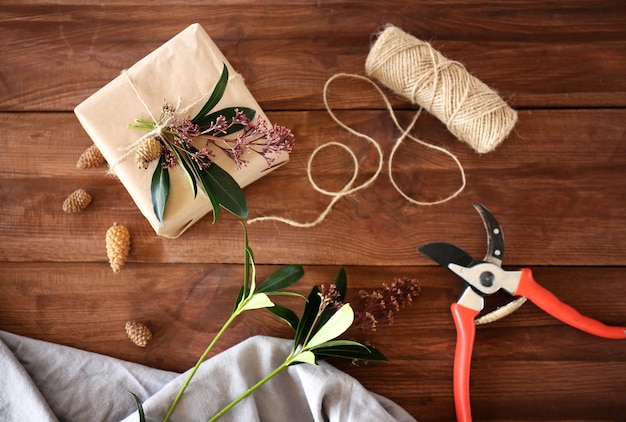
[418,203,626,422]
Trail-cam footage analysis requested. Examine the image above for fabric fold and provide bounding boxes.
[0,331,416,422]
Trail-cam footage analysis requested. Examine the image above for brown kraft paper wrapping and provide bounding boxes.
[75,23,289,238]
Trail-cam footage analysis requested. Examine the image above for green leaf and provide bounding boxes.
[233,286,245,313]
[265,304,300,330]
[247,246,257,294]
[242,224,252,296]
[194,107,257,134]
[306,304,354,349]
[291,350,317,365]
[312,341,388,362]
[191,63,229,124]
[256,265,305,293]
[171,147,198,198]
[241,293,274,311]
[151,155,170,224]
[188,157,221,223]
[333,266,347,302]
[187,145,247,219]
[264,291,307,301]
[129,392,146,422]
[293,286,321,350]
[200,162,248,218]
[311,339,364,349]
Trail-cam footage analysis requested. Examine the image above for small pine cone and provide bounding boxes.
[125,321,152,347]
[135,137,162,169]
[62,189,92,213]
[106,223,130,273]
[77,144,106,169]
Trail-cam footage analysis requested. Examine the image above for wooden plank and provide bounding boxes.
[2,3,626,111]
[2,2,626,421]
[4,1,625,41]
[343,360,626,421]
[3,264,624,364]
[1,263,624,421]
[1,109,625,265]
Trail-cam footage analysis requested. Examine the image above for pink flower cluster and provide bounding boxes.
[159,105,294,171]
[319,276,421,332]
[354,276,421,331]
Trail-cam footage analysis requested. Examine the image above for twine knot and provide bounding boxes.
[108,70,202,174]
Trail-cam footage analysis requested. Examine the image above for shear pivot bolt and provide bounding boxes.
[480,271,495,287]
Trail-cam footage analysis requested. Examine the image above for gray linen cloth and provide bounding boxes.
[0,331,416,422]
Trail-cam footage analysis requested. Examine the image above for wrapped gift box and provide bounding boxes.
[75,23,289,238]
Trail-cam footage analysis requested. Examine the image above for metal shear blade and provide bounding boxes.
[473,202,504,265]
[417,242,474,270]
[418,203,526,323]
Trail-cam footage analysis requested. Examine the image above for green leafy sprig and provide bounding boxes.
[131,227,386,422]
[208,268,386,422]
[131,63,295,225]
[161,226,305,422]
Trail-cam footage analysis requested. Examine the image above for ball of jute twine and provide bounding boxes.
[365,25,517,154]
[365,26,524,324]
[248,25,517,229]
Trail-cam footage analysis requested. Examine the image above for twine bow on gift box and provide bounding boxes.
[115,63,295,226]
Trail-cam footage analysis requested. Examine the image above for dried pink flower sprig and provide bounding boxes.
[130,62,296,224]
[157,104,295,171]
[353,276,421,331]
[320,283,343,311]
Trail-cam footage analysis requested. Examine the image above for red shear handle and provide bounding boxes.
[515,268,626,339]
[451,303,480,422]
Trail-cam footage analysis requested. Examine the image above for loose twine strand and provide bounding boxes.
[248,74,389,228]
[247,71,467,228]
[249,24,519,228]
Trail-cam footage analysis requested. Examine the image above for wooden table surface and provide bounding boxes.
[2,1,626,421]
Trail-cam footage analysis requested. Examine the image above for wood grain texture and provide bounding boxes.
[1,1,625,421]
[2,109,625,266]
[2,2,626,111]
[1,264,625,421]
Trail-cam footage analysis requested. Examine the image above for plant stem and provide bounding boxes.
[207,355,295,422]
[296,305,325,353]
[163,311,239,422]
